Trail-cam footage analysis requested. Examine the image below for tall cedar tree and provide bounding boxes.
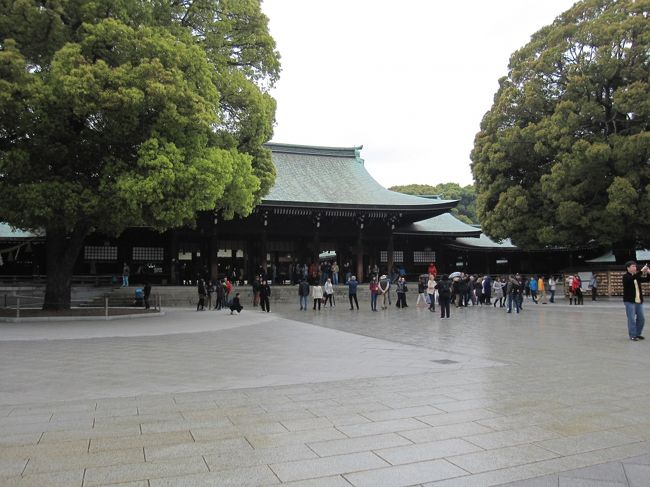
[471,0,649,252]
[0,0,280,309]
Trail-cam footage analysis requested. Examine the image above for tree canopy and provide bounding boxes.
[0,0,280,308]
[471,0,650,250]
[389,183,478,224]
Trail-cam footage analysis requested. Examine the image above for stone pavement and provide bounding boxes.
[1,298,649,486]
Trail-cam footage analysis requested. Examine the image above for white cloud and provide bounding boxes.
[262,0,577,187]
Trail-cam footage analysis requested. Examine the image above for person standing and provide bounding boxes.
[396,276,408,308]
[548,275,556,303]
[438,275,451,318]
[529,276,538,303]
[312,282,323,310]
[122,262,130,287]
[347,275,359,310]
[369,276,379,311]
[259,279,271,312]
[506,275,521,313]
[537,275,547,304]
[378,274,391,310]
[427,273,437,312]
[252,277,260,307]
[323,278,334,307]
[416,277,427,306]
[298,278,309,310]
[589,272,599,301]
[332,262,339,285]
[623,261,650,341]
[143,282,151,310]
[197,278,206,311]
[482,274,492,305]
[214,280,225,310]
[573,275,584,305]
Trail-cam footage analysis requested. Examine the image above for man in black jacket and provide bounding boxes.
[623,261,650,341]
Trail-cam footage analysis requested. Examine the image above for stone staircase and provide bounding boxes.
[90,283,381,308]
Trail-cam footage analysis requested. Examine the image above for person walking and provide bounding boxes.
[623,261,650,341]
[369,276,379,311]
[427,273,437,312]
[437,274,451,318]
[416,277,427,306]
[298,278,310,310]
[259,279,271,312]
[348,275,359,310]
[492,277,504,307]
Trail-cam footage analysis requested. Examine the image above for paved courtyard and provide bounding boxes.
[1,298,649,486]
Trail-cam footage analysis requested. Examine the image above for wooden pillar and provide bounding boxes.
[387,231,394,277]
[169,231,178,285]
[209,233,218,280]
[356,228,364,282]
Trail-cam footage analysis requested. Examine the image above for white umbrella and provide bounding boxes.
[449,271,462,278]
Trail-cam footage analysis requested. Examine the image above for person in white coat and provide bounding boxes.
[312,283,324,310]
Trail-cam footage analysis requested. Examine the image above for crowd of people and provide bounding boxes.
[291,270,606,319]
[191,259,649,343]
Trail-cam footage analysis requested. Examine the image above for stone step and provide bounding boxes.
[93,284,391,308]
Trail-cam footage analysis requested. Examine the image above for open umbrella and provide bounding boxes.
[449,271,462,279]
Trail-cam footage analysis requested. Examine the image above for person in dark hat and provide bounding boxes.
[623,261,650,341]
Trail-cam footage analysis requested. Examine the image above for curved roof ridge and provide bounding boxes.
[265,142,363,158]
[262,144,457,215]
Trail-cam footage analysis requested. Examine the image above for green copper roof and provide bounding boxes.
[452,233,517,250]
[396,213,481,237]
[262,143,457,212]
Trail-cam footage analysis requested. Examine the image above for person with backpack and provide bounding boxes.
[437,275,451,318]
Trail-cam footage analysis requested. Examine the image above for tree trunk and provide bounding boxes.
[43,227,88,310]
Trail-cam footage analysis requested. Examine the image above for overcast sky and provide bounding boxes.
[261,0,577,188]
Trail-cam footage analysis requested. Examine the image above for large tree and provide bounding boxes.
[0,0,280,309]
[389,183,478,224]
[471,0,650,251]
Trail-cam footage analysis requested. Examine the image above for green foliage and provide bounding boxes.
[389,183,478,224]
[0,0,280,307]
[0,0,280,234]
[471,0,650,249]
